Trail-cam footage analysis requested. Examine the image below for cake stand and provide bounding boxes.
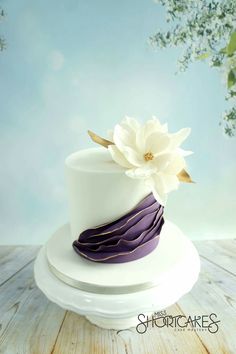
[34,221,200,330]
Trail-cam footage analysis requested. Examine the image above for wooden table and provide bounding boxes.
[0,240,235,354]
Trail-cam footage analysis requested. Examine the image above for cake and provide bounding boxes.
[65,117,193,263]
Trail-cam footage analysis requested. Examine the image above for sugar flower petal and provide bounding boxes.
[145,174,167,206]
[164,154,186,175]
[161,174,180,193]
[145,132,170,155]
[107,116,192,204]
[169,128,191,150]
[126,165,157,179]
[113,124,134,152]
[177,148,193,157]
[123,146,144,167]
[153,153,173,171]
[108,145,133,168]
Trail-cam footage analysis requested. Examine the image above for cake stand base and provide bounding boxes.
[34,221,200,330]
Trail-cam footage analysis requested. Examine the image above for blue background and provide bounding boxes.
[0,0,235,243]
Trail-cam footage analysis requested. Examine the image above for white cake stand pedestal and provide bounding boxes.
[34,221,200,330]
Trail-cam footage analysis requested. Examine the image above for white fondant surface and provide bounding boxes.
[46,221,196,293]
[66,147,124,172]
[65,147,150,242]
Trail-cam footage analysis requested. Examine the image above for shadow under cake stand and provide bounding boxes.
[34,221,200,330]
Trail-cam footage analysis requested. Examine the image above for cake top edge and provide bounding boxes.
[65,147,126,174]
[67,116,193,205]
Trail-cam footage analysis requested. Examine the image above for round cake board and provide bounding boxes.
[46,221,195,294]
[34,221,200,330]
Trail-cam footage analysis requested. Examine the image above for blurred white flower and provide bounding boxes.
[108,117,192,205]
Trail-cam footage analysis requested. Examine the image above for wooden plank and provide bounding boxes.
[194,240,236,275]
[0,260,65,354]
[0,241,235,354]
[177,256,236,354]
[52,243,236,354]
[117,304,210,354]
[52,305,210,354]
[0,246,40,286]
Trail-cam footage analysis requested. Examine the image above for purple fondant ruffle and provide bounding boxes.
[72,193,164,263]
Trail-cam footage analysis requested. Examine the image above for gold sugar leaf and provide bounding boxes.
[88,130,114,149]
[177,169,194,183]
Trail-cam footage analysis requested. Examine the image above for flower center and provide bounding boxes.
[144,152,154,161]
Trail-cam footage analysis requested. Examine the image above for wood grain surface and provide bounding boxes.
[0,240,235,354]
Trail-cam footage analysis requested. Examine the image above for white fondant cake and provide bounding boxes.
[65,147,150,242]
[34,117,198,329]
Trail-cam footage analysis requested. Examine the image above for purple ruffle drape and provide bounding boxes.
[73,193,164,263]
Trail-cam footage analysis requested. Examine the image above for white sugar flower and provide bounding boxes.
[108,116,192,205]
